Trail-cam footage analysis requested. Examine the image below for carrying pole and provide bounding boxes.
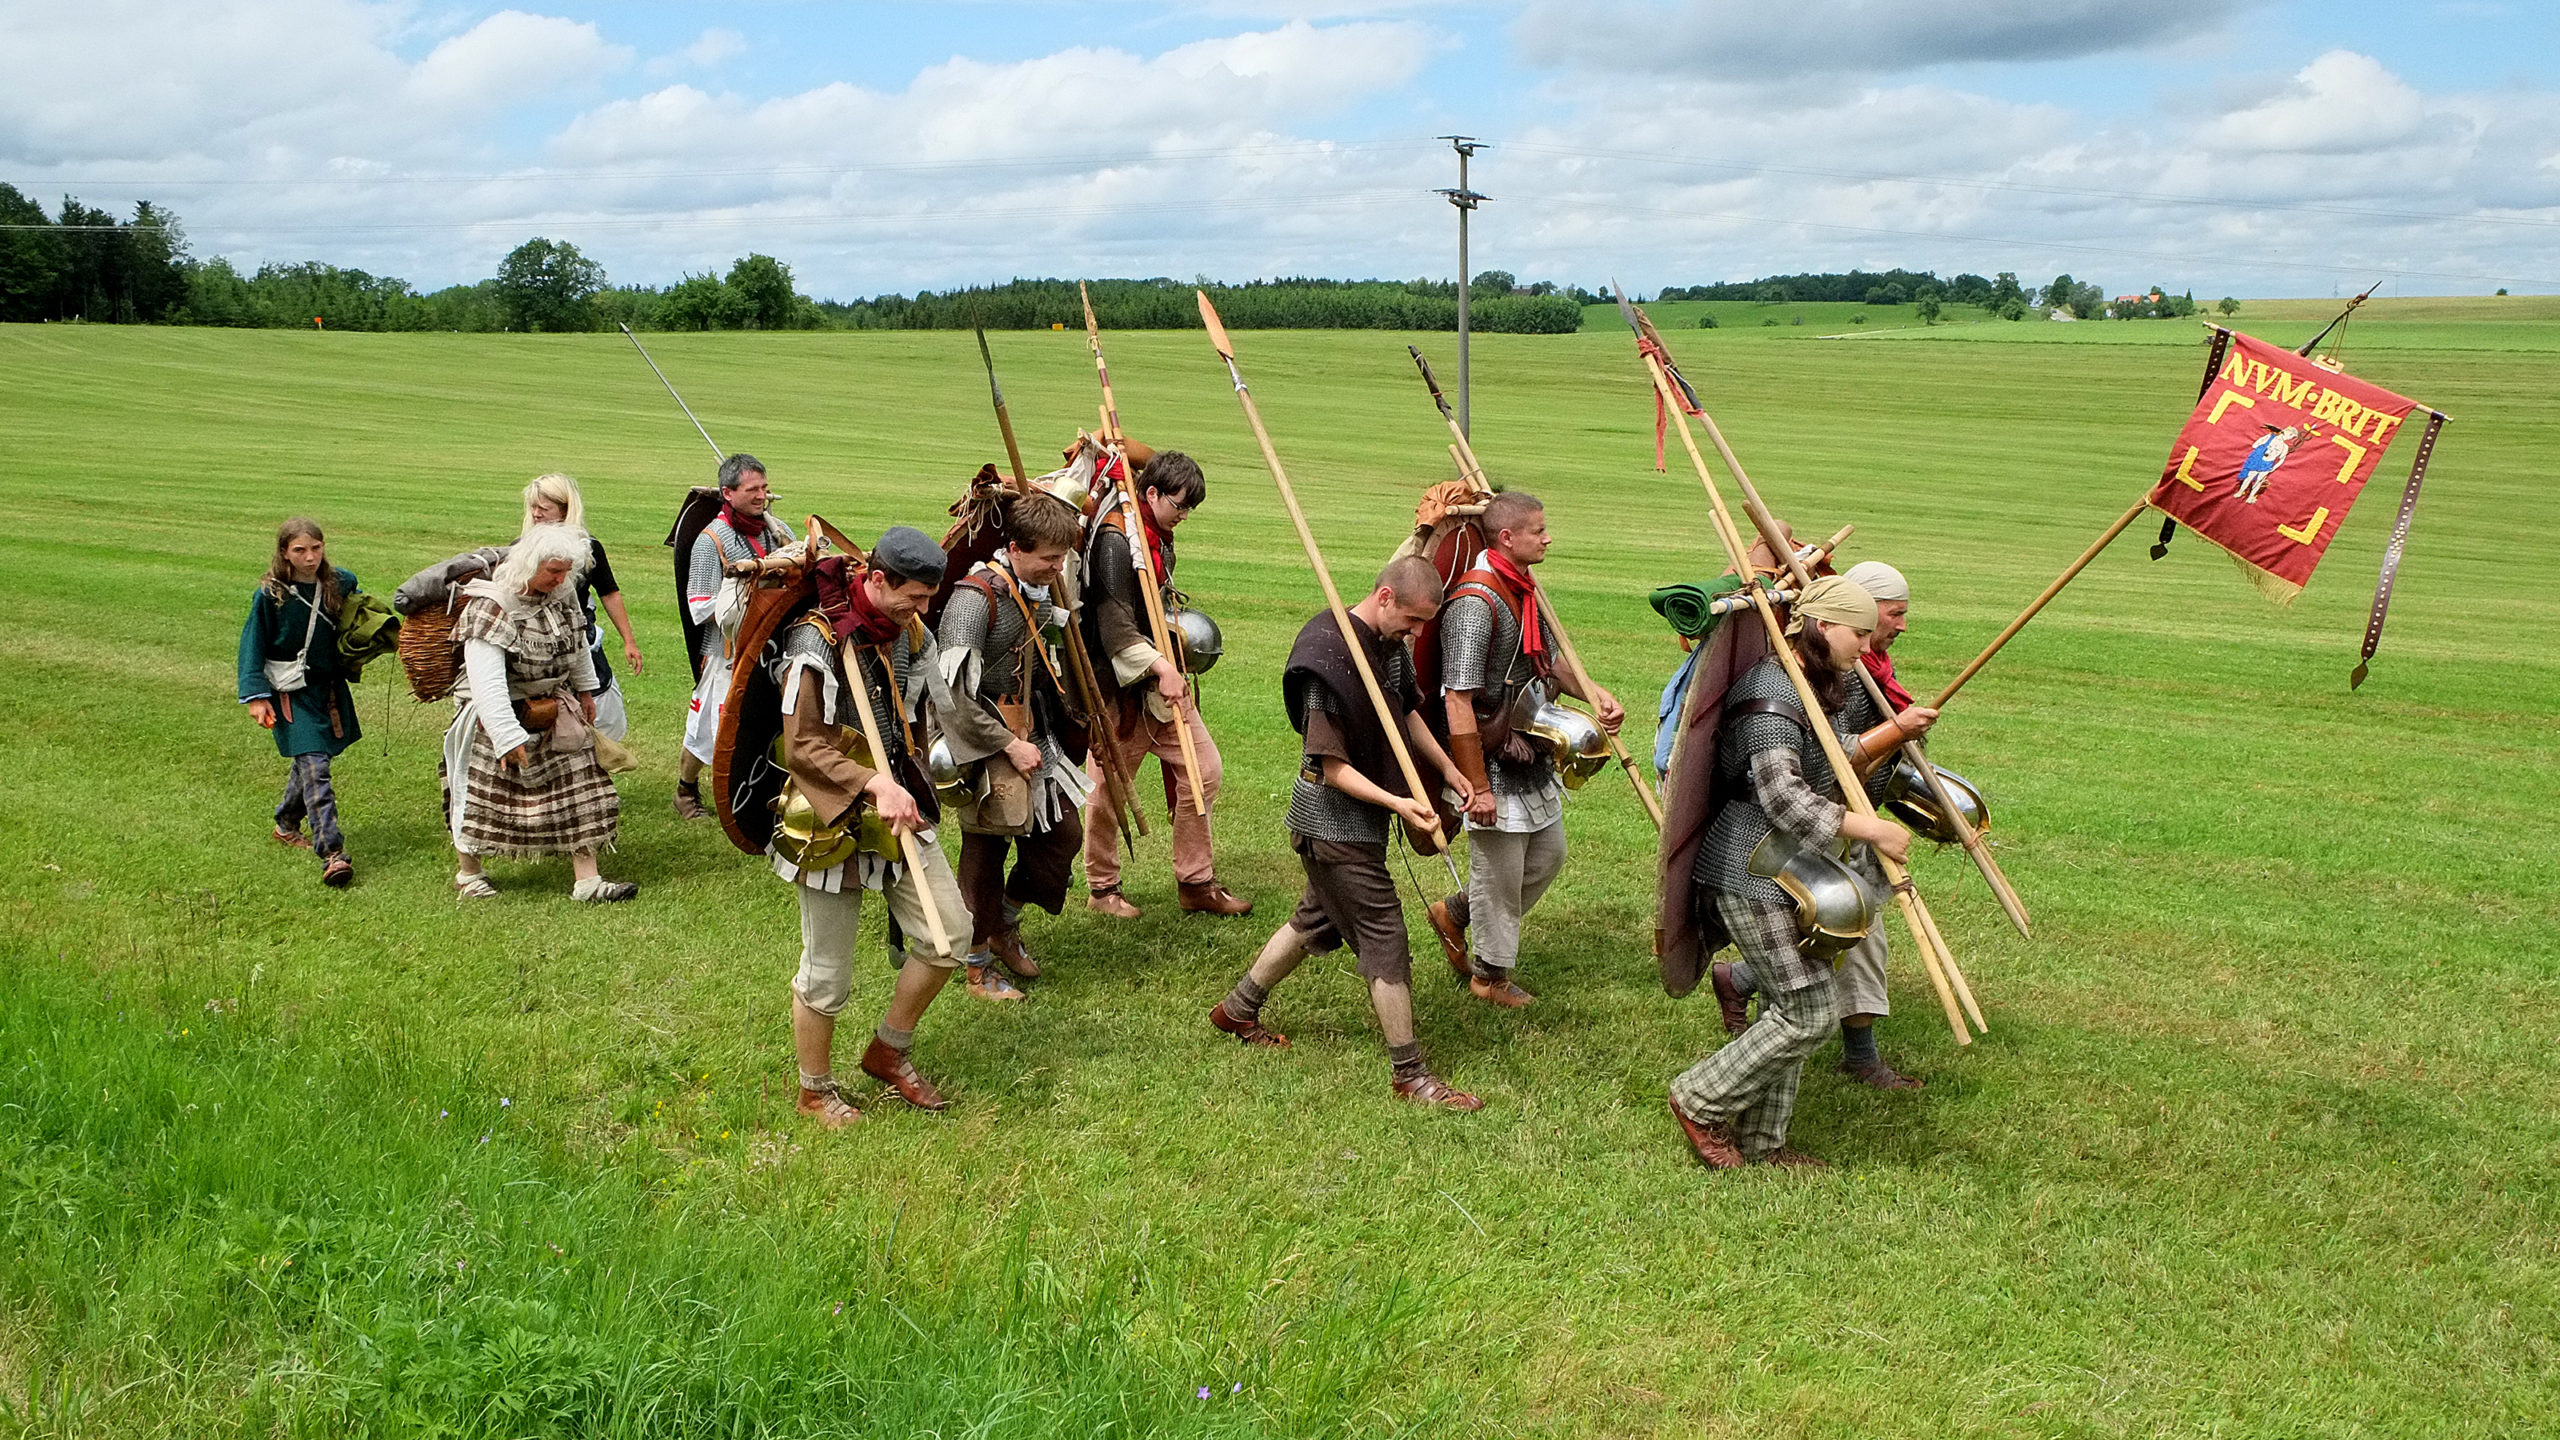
[1634,348,1971,1046]
[976,327,1145,847]
[621,324,724,462]
[1929,498,2151,712]
[1412,346,1665,829]
[1081,284,1208,817]
[1202,292,1447,854]
[823,538,953,960]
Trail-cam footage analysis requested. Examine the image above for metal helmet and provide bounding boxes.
[1746,831,1881,960]
[926,737,968,806]
[1170,606,1223,674]
[1883,759,1989,842]
[1523,697,1611,789]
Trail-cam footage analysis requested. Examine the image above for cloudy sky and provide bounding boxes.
[4,0,2554,299]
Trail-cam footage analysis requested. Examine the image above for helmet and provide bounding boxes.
[1170,606,1223,675]
[926,737,967,805]
[1883,760,1988,842]
[1523,697,1611,789]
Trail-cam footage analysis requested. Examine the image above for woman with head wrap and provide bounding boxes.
[443,524,635,901]
[1667,575,1938,1169]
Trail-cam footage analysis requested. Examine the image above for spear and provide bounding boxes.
[1616,304,2028,945]
[1202,293,1453,867]
[974,327,1147,849]
[1080,283,1207,817]
[1409,345,1665,831]
[1618,298,1975,1045]
[621,324,724,462]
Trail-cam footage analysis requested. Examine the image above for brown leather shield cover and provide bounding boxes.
[1655,615,1769,997]
[665,485,724,683]
[926,464,1012,629]
[711,569,816,857]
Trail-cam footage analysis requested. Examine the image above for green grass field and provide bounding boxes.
[4,304,2557,1437]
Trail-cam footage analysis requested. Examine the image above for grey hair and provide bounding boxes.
[718,453,766,490]
[519,472,584,537]
[494,524,590,597]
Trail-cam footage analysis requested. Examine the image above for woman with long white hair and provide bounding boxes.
[443,523,634,901]
[521,472,643,741]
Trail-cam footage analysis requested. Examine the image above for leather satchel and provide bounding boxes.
[514,696,562,732]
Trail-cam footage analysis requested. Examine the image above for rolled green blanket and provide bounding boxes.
[1648,574,1749,639]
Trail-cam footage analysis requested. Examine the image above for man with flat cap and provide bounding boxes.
[1711,559,1929,1089]
[770,526,976,1129]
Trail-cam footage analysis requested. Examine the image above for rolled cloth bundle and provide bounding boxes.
[1648,574,1751,639]
[1786,573,1880,635]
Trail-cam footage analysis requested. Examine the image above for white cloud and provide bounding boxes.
[407,10,630,111]
[2198,50,2428,154]
[648,26,745,77]
[1515,0,2253,78]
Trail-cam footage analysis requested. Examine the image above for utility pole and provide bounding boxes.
[1436,135,1487,438]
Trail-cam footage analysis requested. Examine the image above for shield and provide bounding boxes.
[1653,614,1770,997]
[710,566,817,857]
[664,485,724,683]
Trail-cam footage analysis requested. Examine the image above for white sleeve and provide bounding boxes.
[569,637,600,693]
[465,639,531,755]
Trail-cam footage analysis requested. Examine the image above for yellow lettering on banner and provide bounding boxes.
[2173,445,2205,490]
[2271,373,2316,408]
[2218,349,2250,386]
[2371,413,2405,446]
[2328,434,2369,483]
[2277,507,2331,545]
[2207,390,2259,425]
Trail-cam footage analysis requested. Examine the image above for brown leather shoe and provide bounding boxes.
[1710,962,1750,1036]
[1209,1000,1290,1048]
[986,928,1039,980]
[860,1036,950,1111]
[1759,1146,1830,1169]
[966,963,1027,1002]
[1425,899,1470,983]
[1179,880,1253,916]
[1087,886,1142,920]
[797,1083,861,1130]
[1391,1070,1483,1111]
[1669,1096,1746,1169]
[273,825,312,851]
[1841,1060,1924,1090]
[672,783,709,821]
[1469,975,1536,1009]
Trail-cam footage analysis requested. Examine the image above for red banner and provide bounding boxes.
[2146,331,2418,602]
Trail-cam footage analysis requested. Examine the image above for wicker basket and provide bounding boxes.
[396,601,462,702]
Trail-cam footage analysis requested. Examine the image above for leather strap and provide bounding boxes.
[2156,327,2239,561]
[1447,729,1491,794]
[1848,718,1908,775]
[2353,409,2445,690]
[1725,696,1810,732]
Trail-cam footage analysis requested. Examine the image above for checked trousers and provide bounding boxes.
[1669,894,1841,1159]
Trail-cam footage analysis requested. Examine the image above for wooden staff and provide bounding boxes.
[1080,283,1208,817]
[1199,292,1447,852]
[976,327,1146,847]
[1673,379,2030,950]
[831,574,954,959]
[1634,348,1972,1046]
[1414,350,1665,830]
[1931,498,2151,711]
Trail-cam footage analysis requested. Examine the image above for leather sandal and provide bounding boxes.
[1178,880,1253,917]
[454,872,499,899]
[861,1036,950,1111]
[1840,1060,1924,1090]
[988,928,1040,980]
[1468,975,1536,1009]
[1087,886,1142,920]
[966,962,1027,1002]
[1209,1000,1289,1048]
[1390,1070,1483,1111]
[797,1082,861,1130]
[1425,899,1470,984]
[1669,1096,1746,1169]
[1710,962,1751,1036]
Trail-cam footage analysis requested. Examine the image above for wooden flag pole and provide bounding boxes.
[1639,351,1971,1046]
[1200,292,1447,851]
[1415,369,1666,830]
[1930,498,2152,712]
[1080,284,1207,817]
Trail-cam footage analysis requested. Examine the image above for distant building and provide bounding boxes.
[2049,309,2079,322]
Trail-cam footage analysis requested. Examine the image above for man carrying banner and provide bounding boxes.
[772,527,974,1129]
[1710,558,1927,1089]
[1208,557,1483,1109]
[1427,490,1623,1007]
[677,454,794,820]
[937,492,1093,999]
[1670,576,1936,1169]
[1079,448,1251,919]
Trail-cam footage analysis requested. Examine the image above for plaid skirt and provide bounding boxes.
[447,732,620,858]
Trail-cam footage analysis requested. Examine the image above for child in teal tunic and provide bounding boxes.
[238,518,365,887]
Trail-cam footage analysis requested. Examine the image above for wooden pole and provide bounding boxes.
[1682,398,2027,960]
[1930,498,2151,711]
[1080,284,1208,817]
[832,614,953,959]
[1640,352,1971,1046]
[1199,292,1446,850]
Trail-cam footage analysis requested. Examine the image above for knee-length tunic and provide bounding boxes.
[236,569,363,759]
[442,584,618,858]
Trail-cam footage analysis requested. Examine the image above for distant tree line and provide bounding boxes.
[1656,268,2213,324]
[1,186,1582,335]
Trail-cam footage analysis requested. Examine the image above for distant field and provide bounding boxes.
[3,314,2556,1436]
[1584,293,2560,351]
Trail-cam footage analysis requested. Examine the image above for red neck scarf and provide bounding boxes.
[1480,550,1544,662]
[1133,503,1173,581]
[815,558,904,646]
[1860,650,1912,712]
[718,502,772,557]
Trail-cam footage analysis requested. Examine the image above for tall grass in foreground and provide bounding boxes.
[0,960,1466,1437]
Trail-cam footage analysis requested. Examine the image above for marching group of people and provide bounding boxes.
[236,432,1948,1170]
